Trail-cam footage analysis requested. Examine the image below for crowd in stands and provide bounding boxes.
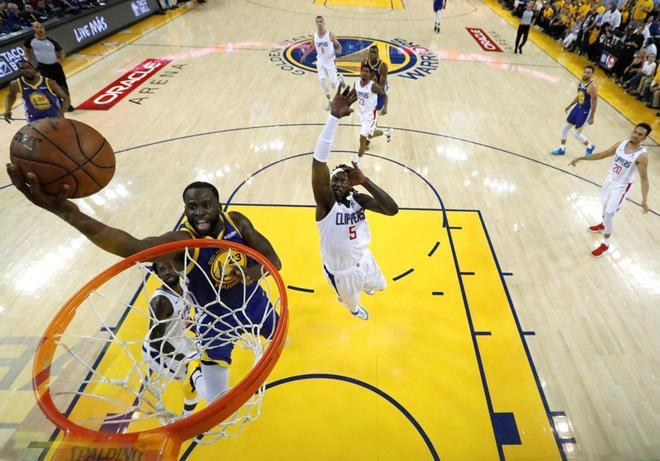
[502,0,660,110]
[0,0,106,36]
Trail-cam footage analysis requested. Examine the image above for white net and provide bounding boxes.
[45,243,284,445]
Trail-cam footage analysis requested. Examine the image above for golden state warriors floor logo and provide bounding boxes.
[270,37,438,80]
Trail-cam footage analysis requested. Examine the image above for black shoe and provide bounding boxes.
[514,47,518,53]
[519,46,523,54]
[67,106,75,112]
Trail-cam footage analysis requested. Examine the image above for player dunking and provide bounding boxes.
[551,65,598,156]
[143,261,199,416]
[356,63,391,163]
[300,15,344,110]
[311,86,399,320]
[5,168,282,404]
[569,123,652,257]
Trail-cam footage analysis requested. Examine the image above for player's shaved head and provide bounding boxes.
[183,181,219,201]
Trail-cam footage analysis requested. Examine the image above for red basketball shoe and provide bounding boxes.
[588,223,605,233]
[591,243,609,257]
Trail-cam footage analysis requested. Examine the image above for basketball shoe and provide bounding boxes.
[591,243,609,257]
[385,128,393,143]
[588,223,604,233]
[351,305,369,320]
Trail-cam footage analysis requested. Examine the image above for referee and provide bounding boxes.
[23,22,74,111]
[514,2,535,54]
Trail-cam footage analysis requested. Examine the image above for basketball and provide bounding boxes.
[9,118,115,198]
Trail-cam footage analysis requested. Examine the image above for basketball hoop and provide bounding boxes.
[33,239,288,460]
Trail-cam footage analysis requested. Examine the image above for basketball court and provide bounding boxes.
[0,0,658,459]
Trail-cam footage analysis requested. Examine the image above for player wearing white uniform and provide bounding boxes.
[356,63,391,163]
[569,122,652,257]
[312,86,399,320]
[142,262,199,415]
[300,16,344,110]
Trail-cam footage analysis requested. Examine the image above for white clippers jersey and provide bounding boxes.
[145,287,195,354]
[604,141,646,187]
[314,30,335,64]
[355,80,377,119]
[317,193,371,271]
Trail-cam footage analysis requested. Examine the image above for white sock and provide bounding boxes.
[560,145,566,152]
[587,143,594,149]
[602,237,610,246]
[196,363,229,403]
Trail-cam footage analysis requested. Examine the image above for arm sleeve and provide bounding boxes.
[313,115,340,163]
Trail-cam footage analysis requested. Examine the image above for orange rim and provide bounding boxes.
[33,239,289,445]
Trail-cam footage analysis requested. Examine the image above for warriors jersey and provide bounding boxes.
[604,141,647,187]
[18,76,60,122]
[363,57,383,84]
[355,80,377,119]
[575,80,592,112]
[145,286,195,355]
[178,213,255,312]
[317,193,371,271]
[314,30,336,64]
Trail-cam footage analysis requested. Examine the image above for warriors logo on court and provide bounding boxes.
[270,37,438,80]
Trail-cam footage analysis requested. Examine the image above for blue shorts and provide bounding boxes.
[567,106,590,129]
[434,0,443,11]
[196,287,279,365]
[376,93,385,110]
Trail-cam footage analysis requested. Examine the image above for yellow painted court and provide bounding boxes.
[0,0,658,459]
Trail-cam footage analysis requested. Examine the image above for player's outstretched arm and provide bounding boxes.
[312,85,357,220]
[349,162,398,216]
[6,165,185,257]
[569,143,617,166]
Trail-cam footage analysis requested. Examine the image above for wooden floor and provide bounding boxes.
[0,0,658,460]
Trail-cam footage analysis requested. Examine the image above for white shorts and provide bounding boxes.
[359,111,378,137]
[317,61,338,84]
[322,250,386,309]
[601,181,632,214]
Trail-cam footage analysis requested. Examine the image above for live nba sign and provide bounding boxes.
[78,58,171,110]
[466,28,502,52]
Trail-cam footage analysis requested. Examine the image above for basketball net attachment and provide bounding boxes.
[33,239,288,460]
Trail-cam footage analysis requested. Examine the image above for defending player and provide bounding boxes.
[300,15,344,110]
[356,63,391,162]
[362,45,389,114]
[569,123,651,257]
[311,86,399,320]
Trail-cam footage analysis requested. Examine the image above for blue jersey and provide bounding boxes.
[178,213,277,365]
[18,76,60,122]
[575,81,592,112]
[179,212,257,311]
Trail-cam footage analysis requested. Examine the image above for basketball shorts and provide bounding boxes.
[601,181,633,214]
[195,286,279,365]
[567,106,590,129]
[317,61,338,84]
[323,250,386,309]
[359,111,378,137]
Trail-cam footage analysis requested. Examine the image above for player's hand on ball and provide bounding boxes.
[348,161,367,186]
[330,85,357,118]
[6,164,75,215]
